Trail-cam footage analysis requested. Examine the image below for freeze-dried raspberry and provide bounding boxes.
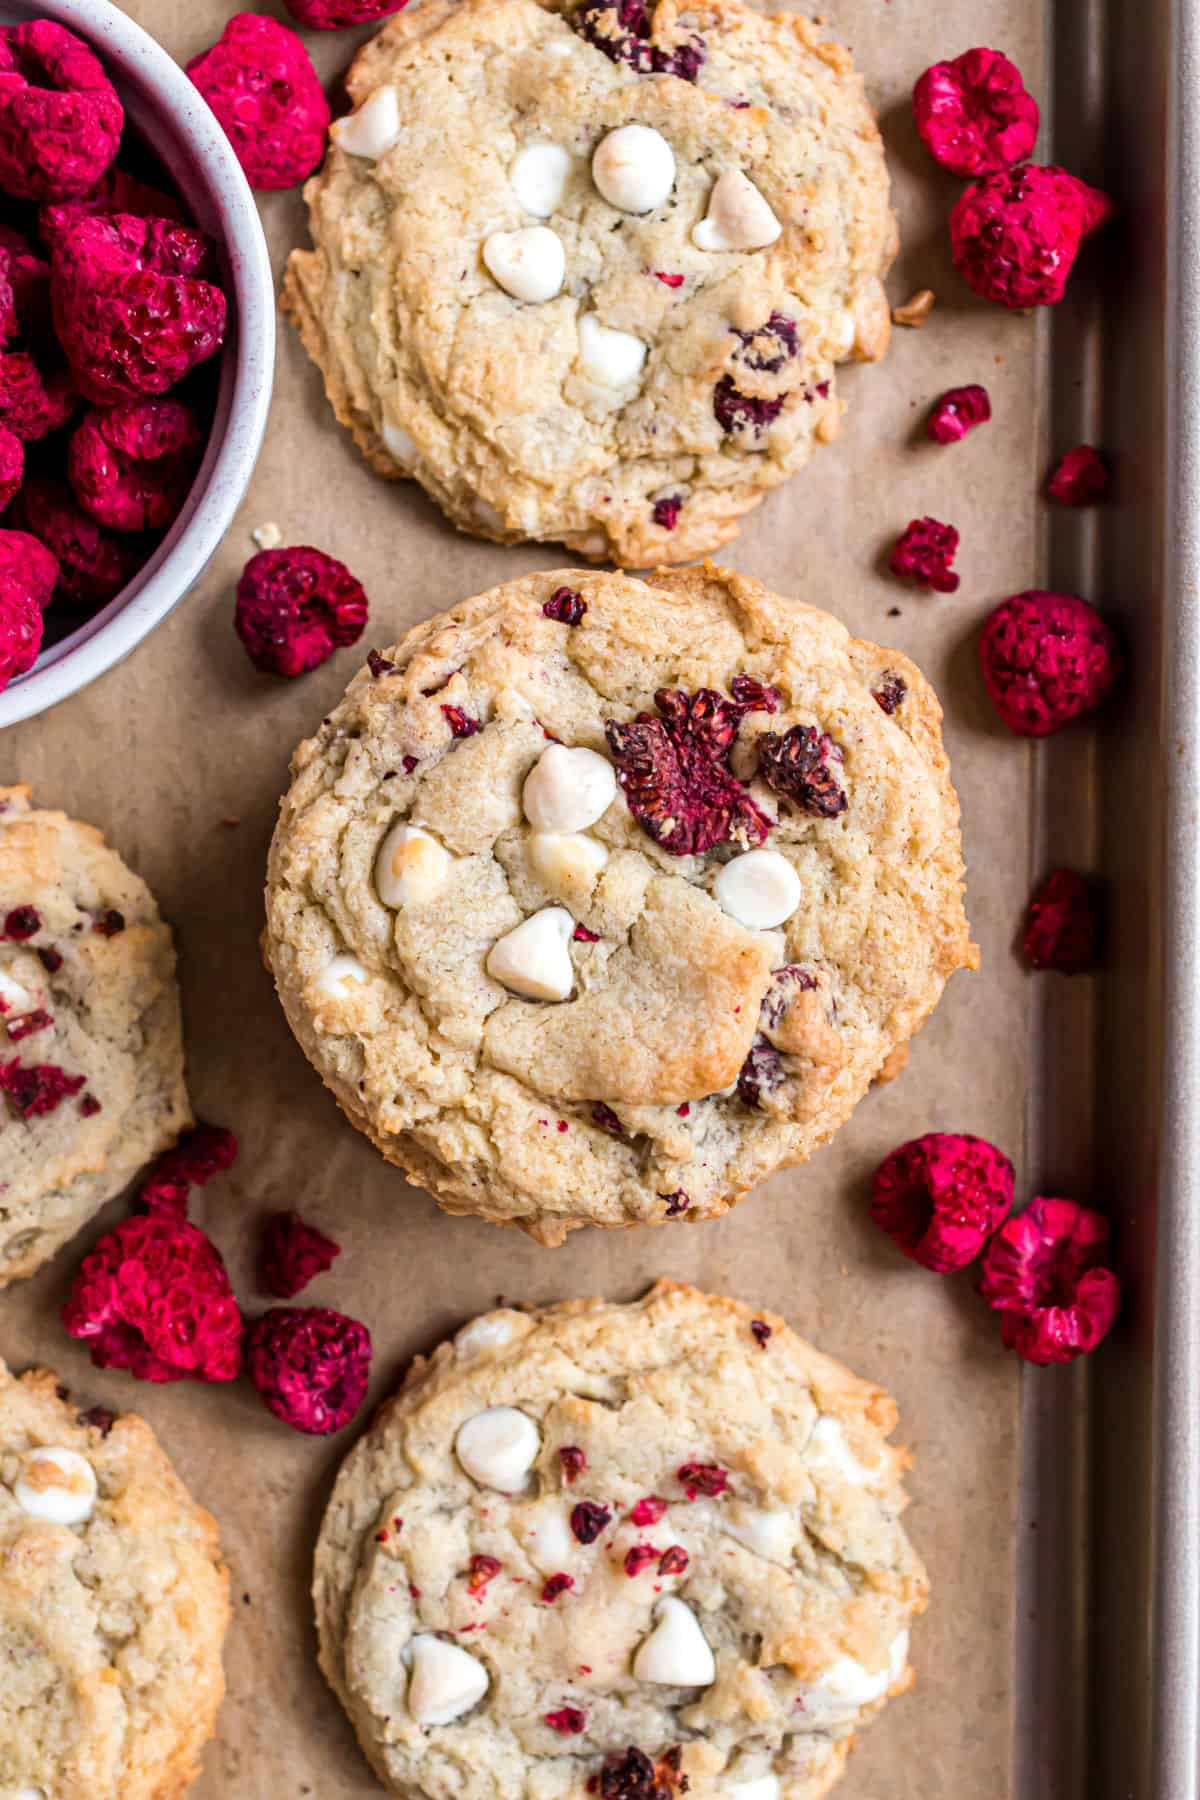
[591,1101,628,1138]
[0,1056,83,1115]
[259,1210,341,1299]
[545,1707,587,1734]
[661,1190,689,1216]
[677,1461,728,1499]
[187,15,331,193]
[6,1008,51,1040]
[1023,868,1101,974]
[245,1306,372,1433]
[594,1748,657,1798]
[606,686,772,856]
[138,1122,238,1217]
[543,585,586,625]
[624,1543,657,1577]
[630,1496,667,1526]
[68,400,204,533]
[234,546,368,678]
[658,1545,688,1575]
[3,905,39,938]
[980,589,1121,735]
[871,1132,1015,1273]
[0,423,22,509]
[653,270,685,288]
[0,351,78,441]
[574,0,705,80]
[93,908,124,939]
[442,704,480,738]
[714,375,786,437]
[757,723,847,817]
[729,674,781,713]
[913,48,1039,177]
[750,1319,771,1348]
[0,224,49,330]
[950,164,1112,309]
[560,1445,587,1482]
[928,384,992,445]
[651,495,682,531]
[736,1036,784,1109]
[51,212,227,405]
[283,0,408,23]
[541,1572,574,1602]
[0,583,41,689]
[0,22,122,203]
[571,1500,612,1544]
[10,478,136,606]
[979,1196,1120,1364]
[889,517,960,593]
[872,671,907,715]
[467,1553,501,1594]
[63,1214,243,1382]
[1048,444,1108,506]
[40,167,186,251]
[733,312,801,373]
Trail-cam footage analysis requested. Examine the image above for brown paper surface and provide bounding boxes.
[2,1,1047,1792]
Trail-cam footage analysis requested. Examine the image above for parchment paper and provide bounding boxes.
[2,1,1046,1791]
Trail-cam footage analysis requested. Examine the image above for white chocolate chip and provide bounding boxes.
[374,823,452,909]
[692,169,782,252]
[453,1313,518,1361]
[407,1634,489,1726]
[632,1596,716,1686]
[592,124,675,213]
[529,831,609,889]
[0,969,34,1012]
[732,1778,780,1800]
[315,954,369,1000]
[382,419,417,465]
[720,1500,798,1563]
[520,1501,576,1574]
[455,1406,541,1492]
[577,315,648,388]
[251,520,281,551]
[806,1416,874,1487]
[13,1789,45,1800]
[486,907,575,1001]
[523,745,616,833]
[713,849,801,930]
[483,226,565,303]
[331,85,401,160]
[12,1446,97,1525]
[799,1632,908,1725]
[511,143,573,216]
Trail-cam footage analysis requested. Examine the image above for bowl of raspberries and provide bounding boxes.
[0,0,273,726]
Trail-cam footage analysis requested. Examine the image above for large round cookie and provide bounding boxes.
[0,1361,229,1798]
[0,787,191,1286]
[314,1282,929,1799]
[282,0,895,567]
[265,565,976,1244]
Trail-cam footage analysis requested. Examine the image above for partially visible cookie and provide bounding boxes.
[0,1360,229,1799]
[0,787,191,1285]
[314,1281,928,1799]
[283,0,895,566]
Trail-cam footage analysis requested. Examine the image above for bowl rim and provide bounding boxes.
[0,0,275,729]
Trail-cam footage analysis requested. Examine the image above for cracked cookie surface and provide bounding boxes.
[264,565,976,1244]
[282,0,895,566]
[313,1281,929,1800]
[0,787,191,1286]
[0,1361,229,1799]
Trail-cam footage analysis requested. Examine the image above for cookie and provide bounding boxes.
[0,787,191,1285]
[0,1360,229,1798]
[314,1281,928,1799]
[265,565,977,1244]
[282,0,895,567]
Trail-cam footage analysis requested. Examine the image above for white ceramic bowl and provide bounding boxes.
[0,0,274,727]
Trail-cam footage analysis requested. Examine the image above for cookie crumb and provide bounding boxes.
[892,288,936,327]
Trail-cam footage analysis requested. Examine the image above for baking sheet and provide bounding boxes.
[1,1,1051,1792]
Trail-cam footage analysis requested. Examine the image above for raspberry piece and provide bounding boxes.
[574,0,705,80]
[259,1210,341,1298]
[595,1749,657,1798]
[591,1101,628,1138]
[10,478,136,606]
[1047,444,1108,505]
[3,904,39,938]
[0,22,122,202]
[979,1196,1121,1364]
[651,495,682,531]
[234,546,368,677]
[63,1215,243,1382]
[729,675,781,713]
[624,1543,657,1577]
[0,1056,83,1115]
[677,1462,728,1499]
[0,351,78,441]
[889,517,961,593]
[570,1500,612,1544]
[245,1306,372,1433]
[573,923,599,943]
[653,271,685,288]
[757,724,847,817]
[736,1036,784,1109]
[872,671,907,715]
[606,686,772,856]
[734,313,801,373]
[545,1707,587,1734]
[661,1190,689,1216]
[928,384,992,445]
[543,585,586,625]
[187,15,331,193]
[283,0,408,23]
[0,423,23,509]
[541,1572,574,1603]
[442,704,480,738]
[950,164,1112,309]
[1023,868,1101,974]
[559,1445,587,1482]
[630,1496,667,1526]
[913,48,1039,177]
[67,400,204,533]
[713,376,786,437]
[6,1008,52,1040]
[0,224,50,329]
[658,1545,688,1575]
[93,907,124,938]
[40,167,186,251]
[51,212,227,405]
[871,1133,1015,1273]
[467,1553,501,1594]
[0,584,41,689]
[750,1319,771,1348]
[980,589,1121,736]
[138,1122,238,1217]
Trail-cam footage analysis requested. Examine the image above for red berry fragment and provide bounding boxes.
[235,546,368,678]
[661,1189,689,1216]
[652,495,682,531]
[1048,444,1108,506]
[63,1214,243,1382]
[913,48,1039,177]
[467,1553,502,1594]
[1023,868,1101,974]
[138,1122,238,1217]
[624,1543,658,1577]
[951,164,1112,309]
[658,1545,688,1575]
[979,1195,1120,1364]
[10,478,136,606]
[654,271,685,288]
[0,424,22,509]
[750,1318,771,1348]
[0,223,50,328]
[40,167,186,251]
[630,1495,667,1527]
[0,21,122,202]
[559,1445,587,1482]
[541,1572,575,1603]
[543,585,586,625]
[283,0,408,25]
[259,1209,341,1298]
[871,1132,1015,1273]
[591,1101,628,1138]
[0,584,41,689]
[606,687,772,856]
[757,724,847,817]
[442,704,480,738]
[3,905,39,938]
[545,1706,587,1734]
[980,589,1121,736]
[68,400,204,533]
[573,923,600,943]
[872,671,907,715]
[889,517,960,593]
[92,908,125,937]
[736,1036,784,1109]
[677,1461,728,1499]
[729,674,781,713]
[51,213,226,405]
[574,0,705,80]
[0,351,78,441]
[0,1056,83,1116]
[570,1500,612,1544]
[0,530,60,610]
[928,384,992,445]
[6,1008,52,1040]
[187,15,331,193]
[245,1306,372,1434]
